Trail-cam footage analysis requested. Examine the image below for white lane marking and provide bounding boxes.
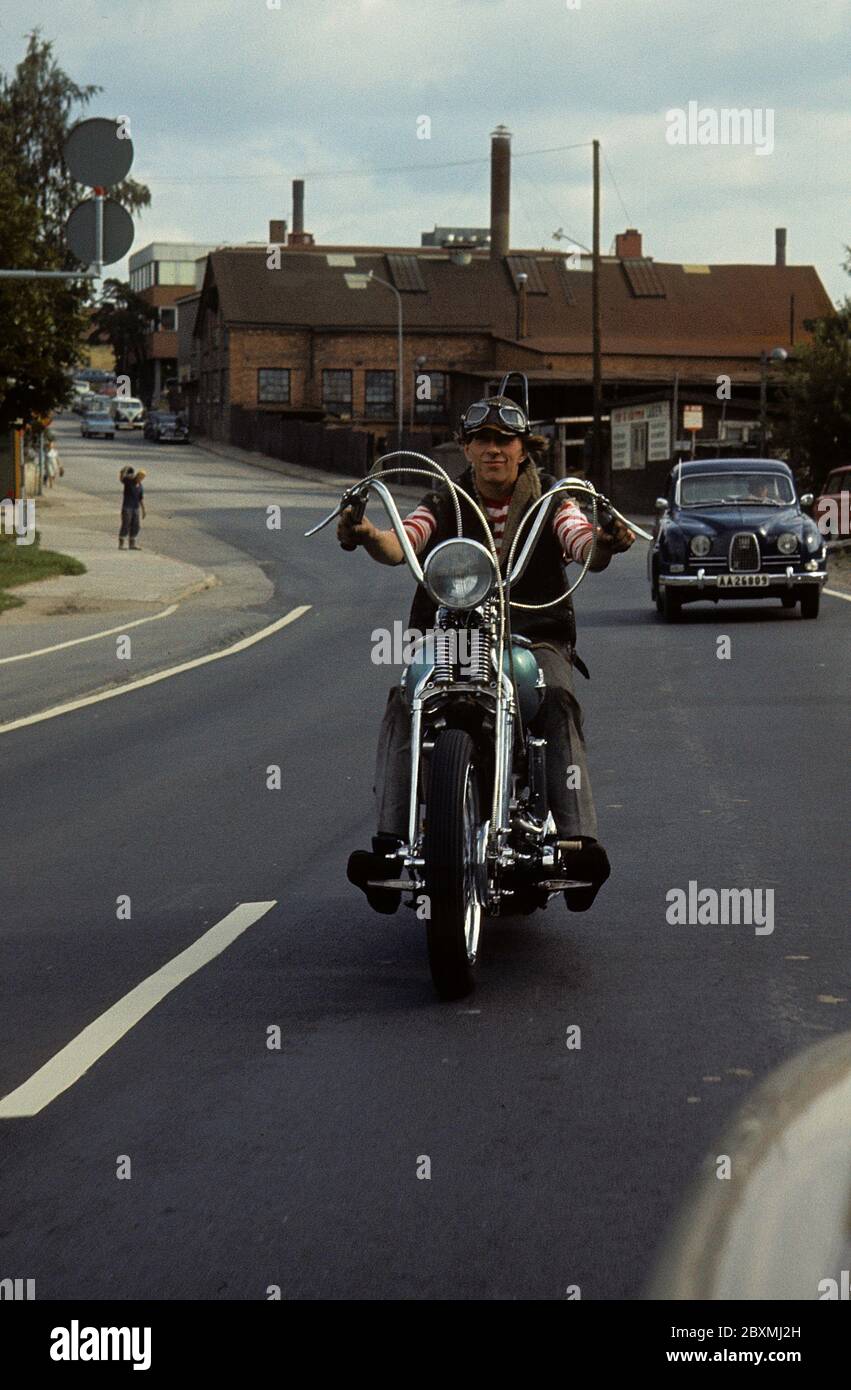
[0,901,277,1118]
[0,605,311,733]
[824,587,851,602]
[0,604,179,665]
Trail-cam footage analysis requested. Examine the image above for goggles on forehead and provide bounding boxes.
[461,399,529,435]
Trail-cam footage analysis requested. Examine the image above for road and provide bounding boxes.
[0,421,848,1299]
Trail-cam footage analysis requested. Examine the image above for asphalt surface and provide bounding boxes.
[0,421,848,1299]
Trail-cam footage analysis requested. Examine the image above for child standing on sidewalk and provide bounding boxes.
[118,467,147,549]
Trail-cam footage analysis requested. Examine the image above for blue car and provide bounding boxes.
[81,410,115,440]
[649,458,828,620]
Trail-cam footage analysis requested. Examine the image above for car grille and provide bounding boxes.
[729,533,760,572]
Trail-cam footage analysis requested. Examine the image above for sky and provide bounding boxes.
[1,0,849,302]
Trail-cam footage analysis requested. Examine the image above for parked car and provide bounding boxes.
[81,393,113,414]
[649,458,827,620]
[112,397,145,429]
[81,409,115,440]
[815,464,851,541]
[143,411,164,440]
[148,413,190,444]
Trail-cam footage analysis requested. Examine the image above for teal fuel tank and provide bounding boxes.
[502,643,545,724]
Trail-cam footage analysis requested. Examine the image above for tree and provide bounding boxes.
[1,30,150,251]
[774,251,851,490]
[0,31,151,430]
[91,279,157,385]
[0,138,85,431]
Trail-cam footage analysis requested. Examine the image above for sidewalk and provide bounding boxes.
[2,484,217,624]
[193,434,427,501]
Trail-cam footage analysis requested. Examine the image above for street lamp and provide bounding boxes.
[760,346,788,454]
[343,269,404,447]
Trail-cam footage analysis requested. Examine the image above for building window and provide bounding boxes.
[413,370,448,422]
[129,261,154,292]
[322,369,353,416]
[157,261,198,286]
[258,368,291,404]
[365,370,395,419]
[159,307,176,331]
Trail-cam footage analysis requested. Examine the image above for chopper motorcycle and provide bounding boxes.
[307,450,649,1000]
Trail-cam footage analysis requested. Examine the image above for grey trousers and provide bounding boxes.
[374,642,598,841]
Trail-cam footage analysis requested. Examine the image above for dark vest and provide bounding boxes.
[407,464,577,649]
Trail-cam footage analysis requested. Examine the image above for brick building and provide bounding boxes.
[182,128,834,502]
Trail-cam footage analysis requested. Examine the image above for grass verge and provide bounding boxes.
[0,529,86,614]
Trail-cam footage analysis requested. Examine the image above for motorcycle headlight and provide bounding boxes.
[689,534,712,557]
[777,532,798,555]
[422,539,496,610]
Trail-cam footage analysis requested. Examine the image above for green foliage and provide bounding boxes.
[0,529,86,613]
[0,30,151,430]
[91,278,157,379]
[774,248,851,490]
[775,299,851,490]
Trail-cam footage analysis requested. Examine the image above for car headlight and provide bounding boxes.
[689,534,712,557]
[777,532,798,555]
[422,539,496,610]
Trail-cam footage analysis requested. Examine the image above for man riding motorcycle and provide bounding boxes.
[338,394,635,914]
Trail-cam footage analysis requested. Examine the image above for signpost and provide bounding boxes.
[0,116,136,281]
[683,404,703,458]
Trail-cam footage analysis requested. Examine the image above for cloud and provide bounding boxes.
[0,0,848,300]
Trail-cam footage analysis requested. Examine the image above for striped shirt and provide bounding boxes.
[403,495,595,565]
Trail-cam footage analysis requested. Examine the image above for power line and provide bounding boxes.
[513,163,591,253]
[602,150,632,226]
[138,141,594,185]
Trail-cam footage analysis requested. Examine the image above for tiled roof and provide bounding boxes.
[197,246,833,359]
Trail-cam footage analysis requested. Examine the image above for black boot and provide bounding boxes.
[347,834,404,914]
[562,838,611,912]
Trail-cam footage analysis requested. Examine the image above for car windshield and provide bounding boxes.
[159,415,178,424]
[824,472,850,493]
[90,414,111,422]
[679,472,794,506]
[117,399,142,409]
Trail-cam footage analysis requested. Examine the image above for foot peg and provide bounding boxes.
[347,835,405,914]
[560,839,611,912]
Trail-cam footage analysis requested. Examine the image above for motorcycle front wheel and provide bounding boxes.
[424,728,484,1001]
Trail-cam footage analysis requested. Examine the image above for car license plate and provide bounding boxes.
[717,574,770,588]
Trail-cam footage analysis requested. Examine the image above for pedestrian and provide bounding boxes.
[44,442,59,489]
[118,466,147,550]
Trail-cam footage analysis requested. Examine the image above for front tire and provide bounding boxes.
[659,584,682,621]
[799,586,821,619]
[423,729,484,1001]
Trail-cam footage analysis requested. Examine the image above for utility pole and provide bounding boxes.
[591,139,604,492]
